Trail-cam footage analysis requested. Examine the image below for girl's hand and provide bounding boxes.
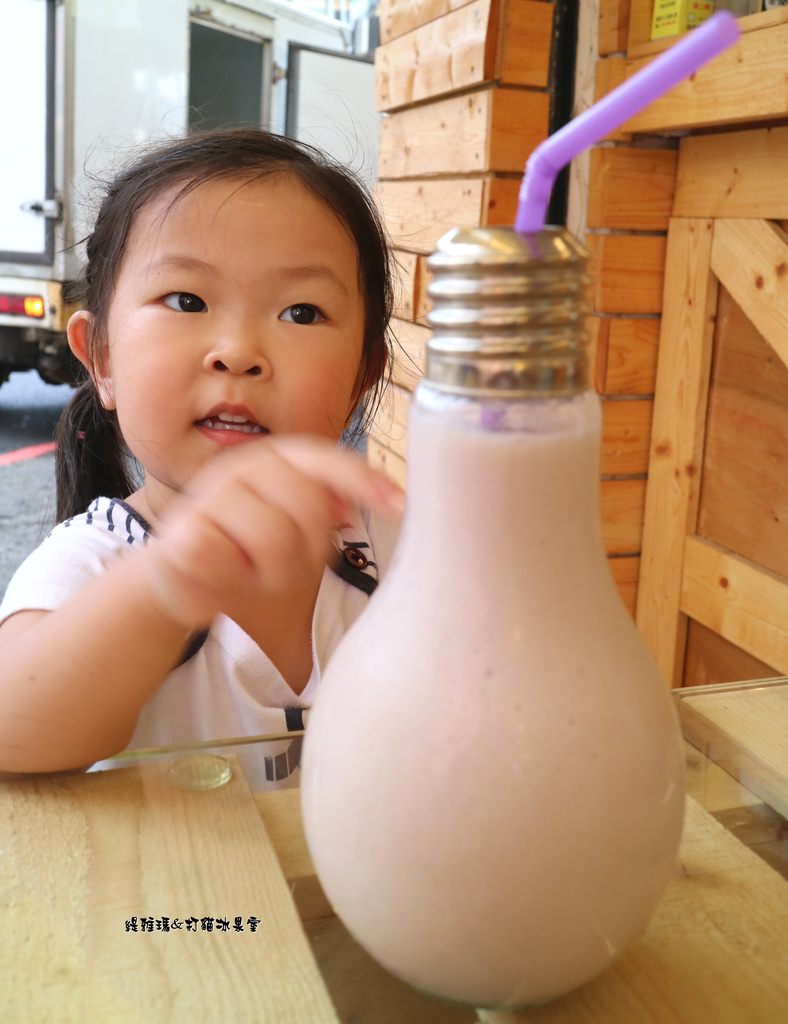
[141,437,404,629]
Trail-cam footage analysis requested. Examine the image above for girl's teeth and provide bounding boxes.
[202,417,264,434]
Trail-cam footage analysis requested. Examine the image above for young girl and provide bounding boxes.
[0,129,404,785]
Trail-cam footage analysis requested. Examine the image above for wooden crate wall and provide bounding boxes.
[577,0,788,685]
[565,0,678,616]
[371,0,650,614]
[371,0,554,498]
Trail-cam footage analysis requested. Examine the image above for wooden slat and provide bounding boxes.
[587,148,678,231]
[0,761,339,1021]
[392,249,419,320]
[566,0,599,243]
[680,536,788,676]
[587,234,667,314]
[625,24,788,133]
[600,477,646,555]
[710,219,788,371]
[684,620,779,688]
[609,556,639,617]
[599,0,629,55]
[636,218,717,687]
[697,287,788,579]
[378,86,548,178]
[375,0,493,112]
[498,0,554,86]
[378,0,476,44]
[674,126,788,220]
[391,317,429,390]
[374,0,553,112]
[600,398,652,475]
[594,56,630,141]
[604,317,659,395]
[377,177,519,254]
[677,680,788,818]
[625,0,654,53]
[628,6,788,62]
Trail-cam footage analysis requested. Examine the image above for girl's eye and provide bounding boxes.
[279,303,326,325]
[162,292,207,313]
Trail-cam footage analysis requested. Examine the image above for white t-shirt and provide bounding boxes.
[0,496,398,790]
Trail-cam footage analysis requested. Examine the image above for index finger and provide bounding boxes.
[263,436,405,518]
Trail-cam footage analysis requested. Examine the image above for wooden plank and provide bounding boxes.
[599,0,629,55]
[392,249,419,321]
[378,86,548,178]
[697,289,788,579]
[375,0,553,112]
[636,218,717,686]
[609,555,639,617]
[498,0,554,87]
[587,234,667,314]
[711,219,788,371]
[677,680,788,818]
[375,0,493,112]
[0,761,339,1022]
[674,126,788,219]
[377,178,487,253]
[684,620,780,688]
[377,177,519,254]
[600,477,646,555]
[680,536,788,676]
[367,437,409,489]
[628,6,788,62]
[600,398,652,475]
[594,56,630,141]
[480,796,788,1024]
[625,0,653,53]
[604,317,659,395]
[587,147,678,231]
[566,0,599,243]
[415,254,433,320]
[625,24,788,133]
[391,317,429,390]
[378,0,476,44]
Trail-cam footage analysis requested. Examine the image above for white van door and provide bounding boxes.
[285,45,377,187]
[0,0,56,266]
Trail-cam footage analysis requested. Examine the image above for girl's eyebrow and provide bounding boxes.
[142,254,214,276]
[277,264,351,297]
[142,255,350,297]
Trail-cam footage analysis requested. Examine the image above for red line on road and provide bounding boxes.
[0,441,57,467]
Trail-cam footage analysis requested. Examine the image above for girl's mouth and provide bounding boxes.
[196,411,269,435]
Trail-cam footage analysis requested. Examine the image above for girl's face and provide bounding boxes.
[78,174,365,516]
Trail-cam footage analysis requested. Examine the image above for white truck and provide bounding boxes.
[0,0,377,389]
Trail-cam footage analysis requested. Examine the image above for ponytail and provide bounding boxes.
[54,380,135,522]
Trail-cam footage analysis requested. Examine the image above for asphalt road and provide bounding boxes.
[0,370,74,595]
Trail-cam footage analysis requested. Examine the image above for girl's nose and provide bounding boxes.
[204,343,271,379]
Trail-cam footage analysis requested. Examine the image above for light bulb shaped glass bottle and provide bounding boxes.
[301,226,686,1010]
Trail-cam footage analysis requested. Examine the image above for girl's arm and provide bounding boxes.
[0,437,403,773]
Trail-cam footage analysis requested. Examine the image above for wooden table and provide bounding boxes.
[2,678,787,1022]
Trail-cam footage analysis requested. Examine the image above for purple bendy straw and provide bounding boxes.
[515,11,741,234]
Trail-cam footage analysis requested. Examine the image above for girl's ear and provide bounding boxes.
[67,310,115,410]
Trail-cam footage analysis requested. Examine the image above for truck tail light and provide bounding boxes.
[0,293,46,318]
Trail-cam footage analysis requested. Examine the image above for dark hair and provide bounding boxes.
[55,128,393,522]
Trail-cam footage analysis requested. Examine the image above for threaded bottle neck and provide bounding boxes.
[425,226,590,397]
